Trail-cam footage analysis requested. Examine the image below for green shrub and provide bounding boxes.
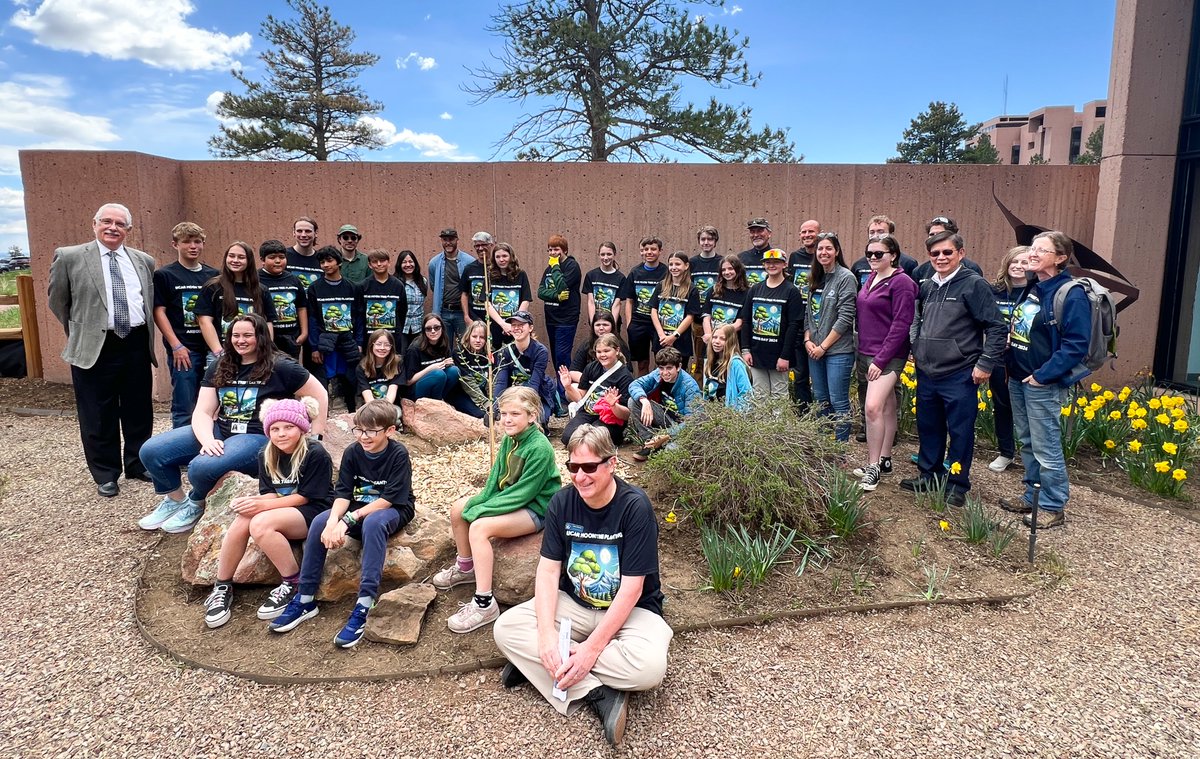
[824,467,869,539]
[699,522,797,592]
[644,395,843,531]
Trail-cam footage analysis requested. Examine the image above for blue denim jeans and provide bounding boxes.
[138,423,267,501]
[413,365,461,401]
[1009,379,1070,512]
[546,321,579,405]
[440,310,467,347]
[300,508,404,601]
[167,349,206,428]
[915,367,978,493]
[809,352,854,442]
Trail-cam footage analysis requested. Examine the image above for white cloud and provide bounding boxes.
[396,52,437,71]
[440,112,453,120]
[0,188,27,235]
[11,0,252,72]
[360,116,477,161]
[0,75,118,144]
[729,4,743,14]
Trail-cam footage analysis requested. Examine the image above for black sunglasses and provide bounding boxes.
[865,250,888,260]
[566,458,612,474]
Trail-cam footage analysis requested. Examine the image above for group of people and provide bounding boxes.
[46,200,1092,746]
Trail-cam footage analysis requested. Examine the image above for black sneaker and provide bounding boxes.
[858,464,882,492]
[256,581,297,620]
[946,489,966,508]
[879,456,893,475]
[500,661,528,689]
[585,685,629,746]
[854,430,867,442]
[632,447,652,462]
[204,582,233,629]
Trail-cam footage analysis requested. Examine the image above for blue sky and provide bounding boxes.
[0,0,1116,254]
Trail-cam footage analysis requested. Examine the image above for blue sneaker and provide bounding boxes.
[138,495,187,531]
[160,499,204,534]
[334,603,371,648]
[269,596,318,633]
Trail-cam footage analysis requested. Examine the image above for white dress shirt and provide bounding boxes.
[97,241,147,330]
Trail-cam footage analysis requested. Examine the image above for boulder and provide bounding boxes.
[491,531,543,606]
[182,474,454,600]
[326,409,437,458]
[364,583,437,645]
[399,398,486,446]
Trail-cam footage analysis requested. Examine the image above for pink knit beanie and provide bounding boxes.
[260,398,313,433]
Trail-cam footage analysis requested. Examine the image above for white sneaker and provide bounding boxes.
[138,495,187,530]
[432,564,476,591]
[988,455,1015,473]
[447,598,500,633]
[161,499,204,534]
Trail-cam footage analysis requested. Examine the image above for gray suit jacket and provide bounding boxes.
[48,240,158,369]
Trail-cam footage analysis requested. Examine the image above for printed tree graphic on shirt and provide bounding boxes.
[567,545,621,608]
[273,292,297,324]
[182,293,199,327]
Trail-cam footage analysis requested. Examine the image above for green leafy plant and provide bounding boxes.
[698,521,798,593]
[912,475,950,514]
[987,519,1019,559]
[824,467,869,539]
[909,565,951,601]
[955,497,992,544]
[645,396,843,531]
[793,535,833,577]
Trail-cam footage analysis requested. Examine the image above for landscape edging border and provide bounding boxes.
[133,533,1036,686]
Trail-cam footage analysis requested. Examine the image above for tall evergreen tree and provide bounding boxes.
[467,0,797,162]
[209,0,384,160]
[962,132,1000,164]
[893,101,980,164]
[1073,124,1104,165]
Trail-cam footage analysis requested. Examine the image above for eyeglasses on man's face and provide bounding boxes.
[96,218,129,229]
[352,427,385,438]
[566,457,612,474]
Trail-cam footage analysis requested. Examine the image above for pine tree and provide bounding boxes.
[893,101,980,164]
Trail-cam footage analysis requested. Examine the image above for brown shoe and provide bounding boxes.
[1022,509,1065,529]
[999,497,1033,514]
[646,433,671,450]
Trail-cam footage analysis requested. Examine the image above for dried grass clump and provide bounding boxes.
[643,395,844,532]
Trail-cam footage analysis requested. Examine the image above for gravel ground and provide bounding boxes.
[1,412,1198,758]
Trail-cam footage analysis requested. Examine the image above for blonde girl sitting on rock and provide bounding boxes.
[432,386,562,633]
[203,396,332,629]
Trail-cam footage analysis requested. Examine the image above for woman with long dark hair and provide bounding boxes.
[396,249,428,355]
[196,242,276,365]
[804,232,857,442]
[137,312,327,535]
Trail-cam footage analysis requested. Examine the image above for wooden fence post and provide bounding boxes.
[17,274,41,379]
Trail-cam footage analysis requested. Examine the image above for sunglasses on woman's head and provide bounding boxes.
[566,458,611,474]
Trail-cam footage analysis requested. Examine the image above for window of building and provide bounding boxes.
[1069,126,1083,162]
[1010,145,1020,165]
[1095,105,1107,117]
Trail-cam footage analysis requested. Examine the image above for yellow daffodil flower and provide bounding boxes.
[1163,442,1178,455]
[1128,440,1143,453]
[1131,419,1148,431]
[1090,383,1102,393]
[1104,439,1116,449]
[1173,469,1187,482]
[1174,419,1189,433]
[1108,410,1121,421]
[1156,413,1171,425]
[1148,397,1162,410]
[1155,461,1171,473]
[939,520,950,531]
[665,511,677,524]
[949,461,962,475]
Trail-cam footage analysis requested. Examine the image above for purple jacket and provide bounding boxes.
[856,270,917,368]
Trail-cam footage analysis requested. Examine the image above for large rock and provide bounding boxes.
[181,474,454,600]
[364,583,437,645]
[491,531,543,606]
[399,398,486,446]
[325,410,437,458]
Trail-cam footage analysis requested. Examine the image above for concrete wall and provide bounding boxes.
[1092,0,1195,381]
[20,152,1105,391]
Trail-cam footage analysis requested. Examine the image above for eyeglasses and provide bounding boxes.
[566,458,612,474]
[865,250,888,260]
[1028,246,1056,257]
[424,324,443,332]
[96,218,129,229]
[352,427,385,438]
[928,249,957,259]
[338,234,360,241]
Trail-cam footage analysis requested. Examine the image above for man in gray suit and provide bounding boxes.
[48,202,158,497]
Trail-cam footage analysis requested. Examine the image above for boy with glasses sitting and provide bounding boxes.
[269,399,414,648]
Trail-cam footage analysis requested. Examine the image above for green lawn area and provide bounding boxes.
[0,270,29,328]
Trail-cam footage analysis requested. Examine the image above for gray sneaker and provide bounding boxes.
[432,564,476,591]
[138,495,187,531]
[161,499,204,534]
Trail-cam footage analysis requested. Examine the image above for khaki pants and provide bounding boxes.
[493,591,674,715]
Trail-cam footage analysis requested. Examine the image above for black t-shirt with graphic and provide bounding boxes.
[461,260,489,321]
[404,342,451,380]
[153,261,219,352]
[576,360,633,418]
[648,286,702,358]
[738,247,769,288]
[739,280,804,367]
[582,267,626,315]
[455,346,491,389]
[202,355,310,437]
[617,263,668,325]
[705,287,748,330]
[257,442,333,521]
[570,338,632,372]
[355,364,403,399]
[689,254,722,306]
[540,477,663,615]
[306,277,362,336]
[360,276,408,340]
[195,280,278,339]
[788,250,813,303]
[285,248,323,291]
[335,439,415,525]
[490,271,532,321]
[259,269,306,337]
